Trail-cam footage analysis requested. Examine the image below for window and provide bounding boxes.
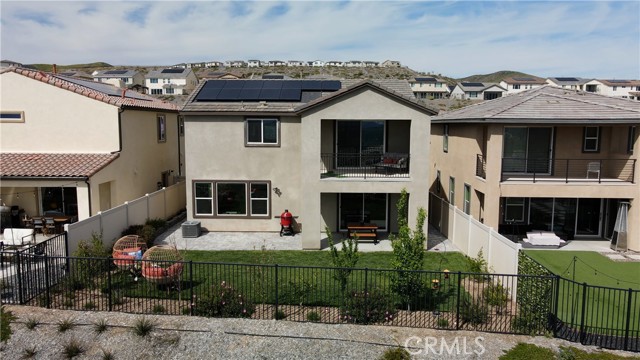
[150,78,158,83]
[0,111,24,123]
[504,198,525,222]
[449,177,455,205]
[469,91,478,98]
[583,126,600,152]
[194,182,213,215]
[613,86,617,91]
[463,184,471,215]
[165,88,174,94]
[435,83,443,88]
[193,180,270,218]
[443,124,449,153]
[436,170,441,194]
[121,78,129,83]
[157,114,166,142]
[151,89,162,95]
[246,118,279,146]
[513,84,520,90]
[179,116,185,136]
[629,126,636,154]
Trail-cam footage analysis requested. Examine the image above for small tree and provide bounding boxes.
[391,189,427,310]
[326,227,359,293]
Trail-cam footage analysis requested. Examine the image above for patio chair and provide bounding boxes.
[586,162,601,179]
[33,218,44,234]
[44,217,56,235]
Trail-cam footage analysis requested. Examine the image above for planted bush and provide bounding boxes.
[341,288,396,325]
[460,297,488,325]
[194,281,255,318]
[483,280,509,307]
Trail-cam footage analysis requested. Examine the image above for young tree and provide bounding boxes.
[391,189,427,310]
[326,227,359,293]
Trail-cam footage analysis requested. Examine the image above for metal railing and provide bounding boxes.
[320,153,410,179]
[476,154,486,179]
[501,158,636,183]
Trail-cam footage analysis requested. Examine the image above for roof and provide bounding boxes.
[455,82,506,92]
[502,77,547,85]
[410,77,447,83]
[547,77,591,86]
[0,153,119,179]
[146,68,194,79]
[93,69,140,78]
[2,67,179,111]
[181,79,437,115]
[598,79,640,87]
[433,85,640,123]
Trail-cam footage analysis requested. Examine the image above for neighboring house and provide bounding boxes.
[311,60,325,67]
[325,61,344,67]
[0,68,182,222]
[145,68,199,95]
[381,60,401,67]
[58,71,93,80]
[409,77,450,99]
[92,69,145,88]
[247,60,262,68]
[430,85,640,251]
[499,77,547,95]
[584,79,640,100]
[200,71,241,80]
[230,60,247,68]
[364,61,379,67]
[187,62,206,68]
[267,60,287,67]
[1,59,23,68]
[546,77,590,91]
[180,78,437,249]
[205,61,223,68]
[345,61,364,67]
[450,82,506,100]
[287,60,305,67]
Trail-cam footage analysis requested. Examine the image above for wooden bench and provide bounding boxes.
[347,223,378,244]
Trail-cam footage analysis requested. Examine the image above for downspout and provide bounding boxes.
[112,107,124,154]
[84,177,92,217]
[177,115,182,177]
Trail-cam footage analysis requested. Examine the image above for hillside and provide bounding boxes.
[458,70,540,83]
[27,62,113,72]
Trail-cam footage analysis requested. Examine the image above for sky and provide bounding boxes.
[1,0,638,79]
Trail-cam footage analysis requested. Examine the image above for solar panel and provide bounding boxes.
[513,77,535,81]
[242,80,264,89]
[193,79,342,102]
[301,80,322,90]
[415,77,436,82]
[161,69,184,74]
[321,81,341,91]
[607,80,629,83]
[259,88,281,100]
[556,77,579,82]
[262,81,283,89]
[281,81,302,90]
[203,80,227,89]
[279,89,302,101]
[217,88,241,100]
[263,74,284,79]
[104,70,128,75]
[239,88,262,100]
[195,87,222,101]
[462,82,484,87]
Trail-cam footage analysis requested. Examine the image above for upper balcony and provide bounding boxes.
[499,157,636,183]
[321,152,410,179]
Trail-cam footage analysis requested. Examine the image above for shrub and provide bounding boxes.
[282,278,316,306]
[57,318,76,332]
[436,317,449,328]
[140,224,157,248]
[1,305,16,343]
[62,338,84,359]
[25,318,40,330]
[460,297,488,325]
[152,304,166,314]
[182,307,191,315]
[111,290,125,305]
[83,301,96,310]
[71,232,111,288]
[121,225,144,237]
[499,343,555,360]
[327,227,359,293]
[483,280,509,307]
[306,311,321,322]
[22,346,37,358]
[101,349,115,360]
[194,281,255,318]
[146,218,166,230]
[132,317,155,337]
[469,249,489,281]
[380,347,411,360]
[341,288,396,325]
[37,294,50,307]
[93,318,108,334]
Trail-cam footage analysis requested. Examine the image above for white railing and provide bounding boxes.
[66,182,186,253]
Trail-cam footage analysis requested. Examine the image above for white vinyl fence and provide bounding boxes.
[66,182,186,253]
[429,192,521,275]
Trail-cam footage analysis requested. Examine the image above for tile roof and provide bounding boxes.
[3,67,178,111]
[181,79,437,114]
[547,77,591,86]
[146,68,195,79]
[598,79,640,87]
[93,69,140,78]
[455,82,506,92]
[433,85,640,123]
[0,153,119,178]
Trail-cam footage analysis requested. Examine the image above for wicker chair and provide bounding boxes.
[141,245,184,285]
[112,235,147,270]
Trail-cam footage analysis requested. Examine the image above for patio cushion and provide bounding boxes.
[1,228,35,246]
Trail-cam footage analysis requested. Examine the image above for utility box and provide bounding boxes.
[181,221,201,238]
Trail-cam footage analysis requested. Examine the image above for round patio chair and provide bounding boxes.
[112,235,146,270]
[141,245,184,285]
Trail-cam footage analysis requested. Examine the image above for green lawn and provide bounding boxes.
[523,250,640,290]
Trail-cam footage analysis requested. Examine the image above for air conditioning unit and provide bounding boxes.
[181,221,201,238]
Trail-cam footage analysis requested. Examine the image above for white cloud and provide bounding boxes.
[0,1,638,78]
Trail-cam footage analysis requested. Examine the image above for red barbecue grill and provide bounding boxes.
[280,209,294,236]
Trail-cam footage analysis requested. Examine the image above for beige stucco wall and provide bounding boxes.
[184,115,302,232]
[301,87,431,249]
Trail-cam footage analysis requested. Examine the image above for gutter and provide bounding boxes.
[85,177,92,217]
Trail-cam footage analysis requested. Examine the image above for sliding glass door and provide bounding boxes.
[339,193,387,230]
[336,121,385,167]
[503,127,553,173]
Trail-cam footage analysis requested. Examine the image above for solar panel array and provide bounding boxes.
[104,70,128,75]
[57,75,151,101]
[194,80,342,102]
[607,80,629,83]
[556,77,579,82]
[415,77,436,82]
[461,82,484,87]
[161,69,184,74]
[513,77,535,81]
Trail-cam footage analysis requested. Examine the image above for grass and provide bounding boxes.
[132,317,155,337]
[499,343,636,359]
[523,251,640,290]
[57,318,76,333]
[62,339,84,359]
[93,319,108,334]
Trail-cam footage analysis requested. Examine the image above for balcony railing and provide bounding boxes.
[321,153,410,179]
[476,154,487,179]
[501,158,636,183]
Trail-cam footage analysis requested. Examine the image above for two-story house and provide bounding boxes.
[430,85,639,251]
[92,69,145,88]
[584,79,640,100]
[0,67,181,221]
[409,77,450,99]
[145,68,198,96]
[499,77,547,95]
[546,77,591,91]
[450,82,506,100]
[180,79,436,249]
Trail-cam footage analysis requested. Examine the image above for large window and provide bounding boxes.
[627,126,636,154]
[583,126,600,152]
[443,125,449,153]
[336,120,385,167]
[463,184,471,215]
[151,89,162,95]
[503,127,553,173]
[339,193,387,230]
[449,177,455,205]
[246,118,279,146]
[504,198,525,222]
[150,78,158,83]
[157,114,166,142]
[193,180,270,218]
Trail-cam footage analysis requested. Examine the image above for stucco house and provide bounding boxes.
[145,68,199,95]
[429,85,640,251]
[499,77,547,95]
[409,77,450,99]
[0,67,182,222]
[180,78,436,249]
[546,77,590,91]
[584,79,640,100]
[450,82,506,100]
[92,69,145,88]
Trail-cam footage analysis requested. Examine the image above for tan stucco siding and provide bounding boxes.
[0,72,119,152]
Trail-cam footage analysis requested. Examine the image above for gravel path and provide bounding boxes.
[1,306,637,359]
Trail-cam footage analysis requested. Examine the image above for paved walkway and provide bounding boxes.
[154,222,458,253]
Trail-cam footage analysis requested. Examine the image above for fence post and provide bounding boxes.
[624,288,633,351]
[364,267,369,294]
[456,271,462,330]
[15,251,24,304]
[107,257,113,311]
[274,264,279,320]
[579,282,588,344]
[189,261,194,316]
[44,254,51,309]
[552,275,561,336]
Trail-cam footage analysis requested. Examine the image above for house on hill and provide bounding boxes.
[92,69,145,88]
[499,77,547,95]
[0,68,182,222]
[409,77,450,99]
[145,68,198,95]
[450,82,506,100]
